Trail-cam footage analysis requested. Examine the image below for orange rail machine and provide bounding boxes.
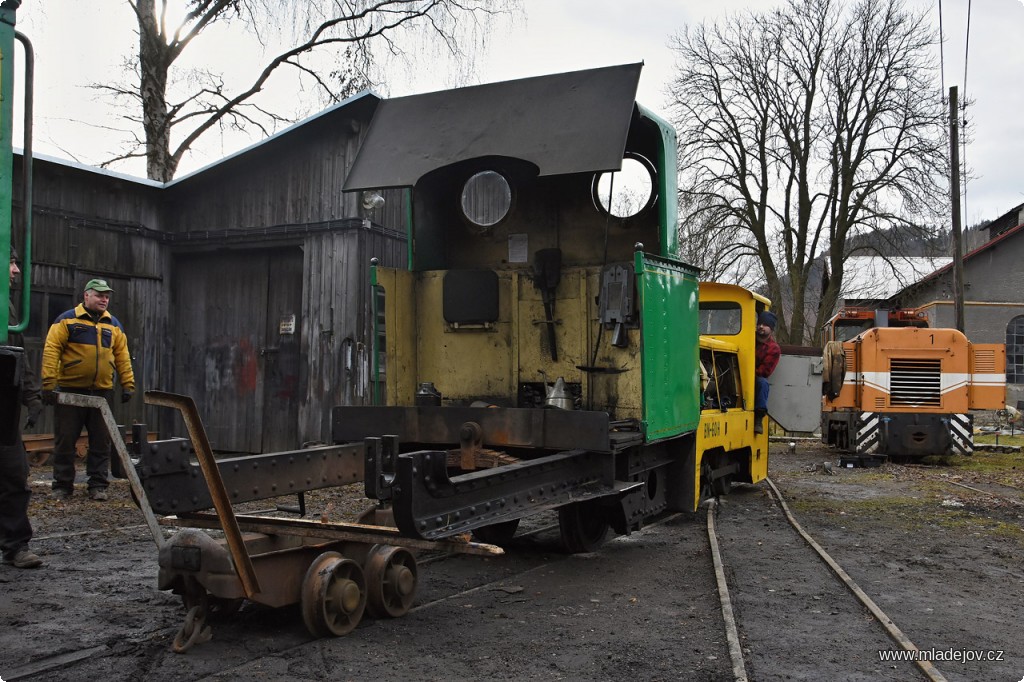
[821,307,1006,464]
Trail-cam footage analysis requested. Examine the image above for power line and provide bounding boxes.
[938,0,946,96]
[963,0,972,97]
[961,0,972,225]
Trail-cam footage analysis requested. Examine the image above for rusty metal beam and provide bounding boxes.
[136,440,364,515]
[160,513,504,557]
[55,392,166,550]
[144,391,261,599]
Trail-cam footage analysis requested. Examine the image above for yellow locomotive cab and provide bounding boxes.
[694,282,771,506]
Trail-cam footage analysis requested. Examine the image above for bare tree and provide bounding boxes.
[667,0,948,344]
[676,193,760,287]
[99,0,519,181]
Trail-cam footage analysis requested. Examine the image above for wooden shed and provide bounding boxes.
[12,91,408,453]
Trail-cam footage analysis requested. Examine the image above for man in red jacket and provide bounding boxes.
[754,310,781,434]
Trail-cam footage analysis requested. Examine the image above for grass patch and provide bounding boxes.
[935,450,1024,474]
[787,494,933,530]
[786,490,1024,544]
[934,511,1024,542]
[839,470,898,483]
[973,433,1024,447]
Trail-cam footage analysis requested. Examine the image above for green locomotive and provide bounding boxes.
[335,64,771,551]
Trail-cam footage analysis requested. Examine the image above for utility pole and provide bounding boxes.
[948,86,965,333]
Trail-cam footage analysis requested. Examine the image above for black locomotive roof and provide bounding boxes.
[343,63,642,191]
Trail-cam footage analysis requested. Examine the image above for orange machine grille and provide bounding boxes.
[889,358,941,407]
[972,348,996,373]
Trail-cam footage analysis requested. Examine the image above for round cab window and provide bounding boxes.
[594,156,655,219]
[461,171,512,229]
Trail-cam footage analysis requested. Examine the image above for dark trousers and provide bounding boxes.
[755,376,770,411]
[51,390,112,492]
[0,441,33,558]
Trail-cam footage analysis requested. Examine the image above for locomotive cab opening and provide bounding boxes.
[342,64,688,426]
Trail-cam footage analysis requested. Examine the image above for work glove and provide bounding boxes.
[121,391,134,404]
[25,404,42,429]
[41,389,58,406]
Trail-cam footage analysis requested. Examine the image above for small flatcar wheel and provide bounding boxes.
[471,519,521,545]
[27,451,49,467]
[364,545,418,619]
[558,500,609,554]
[301,551,366,637]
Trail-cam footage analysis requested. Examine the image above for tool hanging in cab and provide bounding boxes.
[533,248,562,361]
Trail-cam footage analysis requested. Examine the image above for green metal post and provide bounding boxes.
[0,1,19,343]
[636,103,679,260]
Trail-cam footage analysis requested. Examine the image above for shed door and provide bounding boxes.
[261,253,304,451]
[173,248,303,453]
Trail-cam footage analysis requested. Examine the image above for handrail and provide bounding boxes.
[9,29,33,335]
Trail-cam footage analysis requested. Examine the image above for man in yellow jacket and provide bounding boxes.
[41,279,134,501]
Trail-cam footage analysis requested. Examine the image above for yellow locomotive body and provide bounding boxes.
[695,282,771,502]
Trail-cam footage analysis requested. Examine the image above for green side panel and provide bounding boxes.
[636,251,700,441]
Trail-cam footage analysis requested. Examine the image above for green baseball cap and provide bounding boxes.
[84,278,114,293]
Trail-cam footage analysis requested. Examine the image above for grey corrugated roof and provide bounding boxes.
[843,256,951,302]
[18,89,381,188]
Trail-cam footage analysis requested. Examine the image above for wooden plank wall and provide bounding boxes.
[301,221,407,443]
[162,101,385,232]
[11,95,409,451]
[11,158,168,436]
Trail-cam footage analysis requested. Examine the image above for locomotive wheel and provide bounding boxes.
[471,519,521,545]
[699,459,714,503]
[364,545,418,619]
[708,454,733,497]
[558,500,609,553]
[301,551,366,637]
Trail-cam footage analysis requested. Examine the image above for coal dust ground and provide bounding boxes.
[1,440,1021,681]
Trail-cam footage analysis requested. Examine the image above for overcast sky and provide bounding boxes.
[12,0,1024,224]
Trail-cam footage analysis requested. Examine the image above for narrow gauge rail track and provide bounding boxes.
[708,479,948,682]
[943,479,1024,505]
[903,461,1024,506]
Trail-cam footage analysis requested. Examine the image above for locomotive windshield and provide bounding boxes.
[832,319,874,342]
[700,302,742,335]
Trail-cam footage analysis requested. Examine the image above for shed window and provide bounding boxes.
[1007,315,1024,384]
